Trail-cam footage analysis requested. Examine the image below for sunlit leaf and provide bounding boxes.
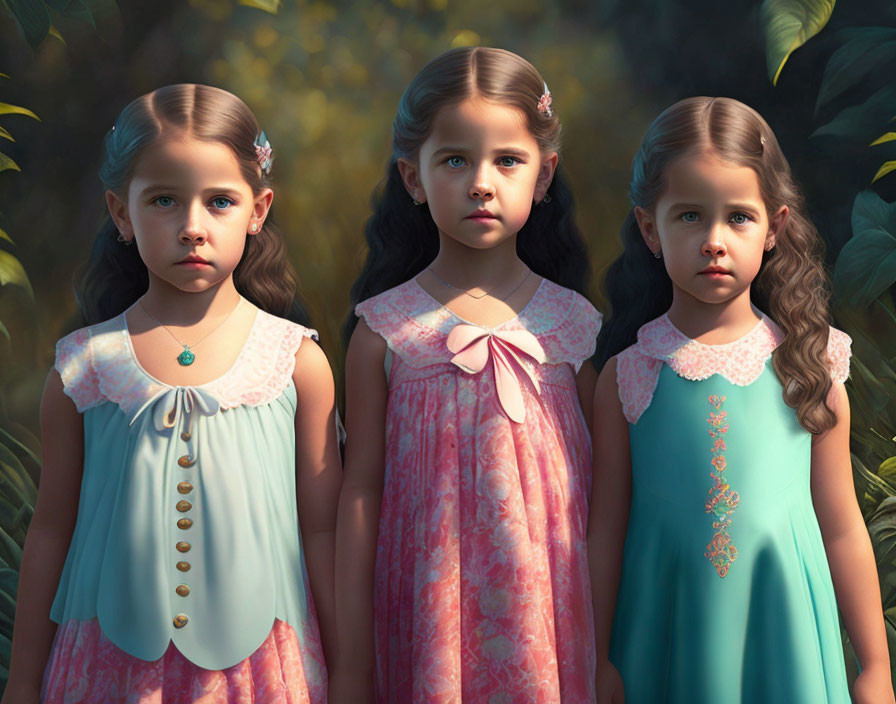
[5,0,51,48]
[815,27,896,113]
[238,0,281,13]
[872,132,896,146]
[0,103,39,121]
[761,0,836,85]
[0,127,13,142]
[451,30,481,48]
[0,251,33,297]
[873,161,896,184]
[813,83,896,140]
[47,25,66,45]
[0,154,19,173]
[0,229,12,245]
[833,191,896,306]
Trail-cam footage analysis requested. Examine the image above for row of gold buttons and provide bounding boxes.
[174,443,195,629]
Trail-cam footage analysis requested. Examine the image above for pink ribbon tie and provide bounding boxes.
[447,324,546,423]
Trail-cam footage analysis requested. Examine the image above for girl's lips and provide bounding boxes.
[178,255,209,265]
[466,210,497,219]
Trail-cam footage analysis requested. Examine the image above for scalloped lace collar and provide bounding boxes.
[636,313,784,385]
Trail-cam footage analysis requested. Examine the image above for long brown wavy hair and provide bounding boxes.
[77,83,308,325]
[595,97,835,433]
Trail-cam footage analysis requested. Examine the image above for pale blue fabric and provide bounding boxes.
[609,362,851,703]
[51,312,316,670]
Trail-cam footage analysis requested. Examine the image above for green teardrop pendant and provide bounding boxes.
[177,347,195,366]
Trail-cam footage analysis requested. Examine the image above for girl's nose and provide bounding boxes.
[180,207,207,245]
[701,232,727,257]
[469,173,495,201]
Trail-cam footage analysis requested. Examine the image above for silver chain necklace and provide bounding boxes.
[138,297,243,366]
[426,266,532,302]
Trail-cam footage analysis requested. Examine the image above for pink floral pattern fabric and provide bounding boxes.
[616,314,852,423]
[356,278,601,703]
[55,303,317,416]
[704,395,738,578]
[42,618,325,704]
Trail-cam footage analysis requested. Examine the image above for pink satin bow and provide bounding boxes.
[447,324,546,423]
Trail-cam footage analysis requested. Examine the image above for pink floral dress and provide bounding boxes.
[356,277,601,703]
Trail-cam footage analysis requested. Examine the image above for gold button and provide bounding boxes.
[177,518,193,530]
[176,584,190,597]
[173,614,189,628]
[176,561,191,572]
[178,455,196,468]
[180,431,191,441]
[177,481,193,494]
[176,541,191,553]
[176,500,192,512]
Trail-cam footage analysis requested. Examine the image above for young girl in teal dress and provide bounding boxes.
[2,84,341,704]
[589,97,894,704]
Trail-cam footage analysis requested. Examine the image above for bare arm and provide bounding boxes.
[576,361,598,435]
[2,371,83,703]
[587,357,631,703]
[292,339,343,671]
[811,382,895,704]
[333,319,387,700]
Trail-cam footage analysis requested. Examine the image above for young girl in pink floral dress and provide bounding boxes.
[3,85,340,704]
[334,47,601,703]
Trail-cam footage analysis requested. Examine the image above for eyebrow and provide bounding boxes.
[138,185,245,197]
[667,202,762,213]
[430,146,532,158]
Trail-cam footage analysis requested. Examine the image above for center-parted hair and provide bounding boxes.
[343,46,590,345]
[595,96,835,433]
[77,83,308,325]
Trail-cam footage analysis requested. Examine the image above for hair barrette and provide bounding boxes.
[537,82,553,118]
[255,131,273,175]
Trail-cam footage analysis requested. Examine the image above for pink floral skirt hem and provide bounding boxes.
[41,618,326,704]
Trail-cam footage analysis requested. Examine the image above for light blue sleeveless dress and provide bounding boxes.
[44,304,327,702]
[609,314,853,704]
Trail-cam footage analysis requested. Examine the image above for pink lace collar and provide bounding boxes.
[636,313,784,386]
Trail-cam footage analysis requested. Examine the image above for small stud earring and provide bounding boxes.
[250,223,259,233]
[412,198,422,206]
[653,251,662,259]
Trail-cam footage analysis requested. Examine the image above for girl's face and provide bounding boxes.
[635,149,788,310]
[398,96,557,252]
[106,134,272,295]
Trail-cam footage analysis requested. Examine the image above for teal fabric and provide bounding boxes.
[609,361,850,703]
[51,316,314,670]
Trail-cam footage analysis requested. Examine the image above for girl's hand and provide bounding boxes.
[853,664,896,704]
[595,660,625,704]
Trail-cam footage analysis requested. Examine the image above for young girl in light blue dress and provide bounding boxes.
[589,97,893,704]
[3,84,340,704]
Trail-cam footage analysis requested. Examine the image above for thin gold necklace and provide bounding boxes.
[138,297,243,367]
[426,266,532,302]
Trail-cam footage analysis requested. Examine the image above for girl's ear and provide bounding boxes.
[105,190,133,241]
[534,152,559,204]
[634,206,661,255]
[397,157,426,204]
[766,204,788,250]
[249,187,274,235]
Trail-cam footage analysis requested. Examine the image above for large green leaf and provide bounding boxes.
[0,155,19,174]
[813,83,896,141]
[874,161,896,184]
[4,0,51,48]
[761,0,836,85]
[0,250,33,297]
[815,28,896,114]
[833,191,896,306]
[46,0,96,26]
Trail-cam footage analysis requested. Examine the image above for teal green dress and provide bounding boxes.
[609,314,852,704]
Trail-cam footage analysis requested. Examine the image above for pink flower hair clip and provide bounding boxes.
[255,131,273,175]
[537,83,553,118]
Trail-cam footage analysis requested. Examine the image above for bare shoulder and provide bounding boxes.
[347,317,387,363]
[292,337,335,402]
[594,355,621,406]
[41,368,80,430]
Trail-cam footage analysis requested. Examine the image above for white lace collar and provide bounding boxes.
[636,313,784,385]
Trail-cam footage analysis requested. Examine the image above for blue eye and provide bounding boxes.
[681,211,699,223]
[498,156,519,168]
[446,156,465,168]
[731,212,749,225]
[212,197,233,210]
[155,195,175,207]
